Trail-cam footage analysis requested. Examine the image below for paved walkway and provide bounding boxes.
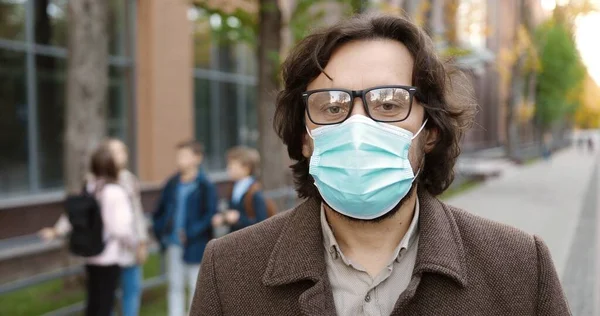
[446,148,598,315]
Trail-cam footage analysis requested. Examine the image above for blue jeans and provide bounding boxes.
[121,265,142,316]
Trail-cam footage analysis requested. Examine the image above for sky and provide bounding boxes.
[541,0,600,85]
[575,12,600,85]
[540,0,600,85]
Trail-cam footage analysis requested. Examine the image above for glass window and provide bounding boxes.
[239,43,257,77]
[215,81,240,167]
[0,49,28,196]
[35,58,132,191]
[242,83,258,148]
[0,0,134,198]
[108,66,132,141]
[36,54,65,190]
[34,0,131,56]
[194,78,212,165]
[0,0,26,40]
[215,40,238,74]
[34,0,68,47]
[194,79,244,170]
[108,0,130,57]
[192,6,259,171]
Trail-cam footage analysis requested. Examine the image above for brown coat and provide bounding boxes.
[190,192,571,316]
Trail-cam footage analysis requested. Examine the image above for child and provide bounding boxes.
[152,141,218,316]
[39,143,137,316]
[106,138,148,316]
[212,146,268,232]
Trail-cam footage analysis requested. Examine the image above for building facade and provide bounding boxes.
[0,0,548,231]
[0,0,261,204]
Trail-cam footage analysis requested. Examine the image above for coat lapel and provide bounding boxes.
[392,191,468,313]
[261,198,337,316]
[261,192,468,315]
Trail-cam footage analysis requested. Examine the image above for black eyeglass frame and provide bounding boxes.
[301,85,419,126]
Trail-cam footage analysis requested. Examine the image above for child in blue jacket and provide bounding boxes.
[152,141,218,316]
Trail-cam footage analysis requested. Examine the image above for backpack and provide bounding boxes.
[65,186,105,257]
[243,182,278,219]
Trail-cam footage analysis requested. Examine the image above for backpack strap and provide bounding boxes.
[243,182,261,220]
[201,180,209,214]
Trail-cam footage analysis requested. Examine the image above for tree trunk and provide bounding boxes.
[506,0,533,161]
[64,0,109,194]
[443,0,460,47]
[257,0,288,191]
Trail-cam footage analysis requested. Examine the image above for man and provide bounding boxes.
[153,141,218,316]
[191,14,570,316]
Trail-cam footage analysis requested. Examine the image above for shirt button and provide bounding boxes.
[365,294,371,302]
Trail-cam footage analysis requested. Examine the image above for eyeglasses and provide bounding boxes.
[302,85,418,125]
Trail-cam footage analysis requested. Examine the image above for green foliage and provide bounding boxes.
[195,0,361,47]
[534,19,586,130]
[192,5,258,46]
[441,46,473,58]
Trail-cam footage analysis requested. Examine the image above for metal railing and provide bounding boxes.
[0,186,299,315]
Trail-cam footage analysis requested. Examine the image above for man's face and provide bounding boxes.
[303,39,428,176]
[301,39,437,221]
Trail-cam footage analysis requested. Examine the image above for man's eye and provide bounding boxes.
[326,106,341,114]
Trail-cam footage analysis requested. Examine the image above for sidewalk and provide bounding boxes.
[446,148,596,275]
[445,148,598,314]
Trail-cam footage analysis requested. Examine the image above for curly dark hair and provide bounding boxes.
[274,13,477,199]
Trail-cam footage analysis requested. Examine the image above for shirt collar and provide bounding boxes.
[320,199,420,264]
[237,176,254,185]
[231,176,255,203]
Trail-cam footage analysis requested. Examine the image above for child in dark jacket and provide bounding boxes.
[212,146,268,232]
[152,141,218,316]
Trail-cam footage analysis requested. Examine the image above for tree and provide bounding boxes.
[256,0,288,191]
[64,0,109,194]
[573,75,600,129]
[534,16,585,134]
[195,0,355,193]
[504,0,538,160]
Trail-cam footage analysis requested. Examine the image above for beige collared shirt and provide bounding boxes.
[320,201,420,316]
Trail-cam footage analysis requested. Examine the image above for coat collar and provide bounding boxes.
[262,191,468,314]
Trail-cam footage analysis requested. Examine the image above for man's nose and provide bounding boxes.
[350,97,368,118]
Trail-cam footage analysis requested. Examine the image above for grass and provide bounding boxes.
[524,157,540,165]
[0,253,166,316]
[439,180,480,201]
[0,277,85,316]
[139,285,167,315]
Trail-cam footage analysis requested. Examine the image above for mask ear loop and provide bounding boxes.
[411,119,428,181]
[306,126,315,140]
[411,119,429,140]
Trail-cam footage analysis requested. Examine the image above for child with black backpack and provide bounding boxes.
[41,138,147,316]
[39,143,137,316]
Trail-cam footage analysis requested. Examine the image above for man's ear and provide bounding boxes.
[423,127,439,154]
[302,132,312,158]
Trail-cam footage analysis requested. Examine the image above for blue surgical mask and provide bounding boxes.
[307,115,427,220]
